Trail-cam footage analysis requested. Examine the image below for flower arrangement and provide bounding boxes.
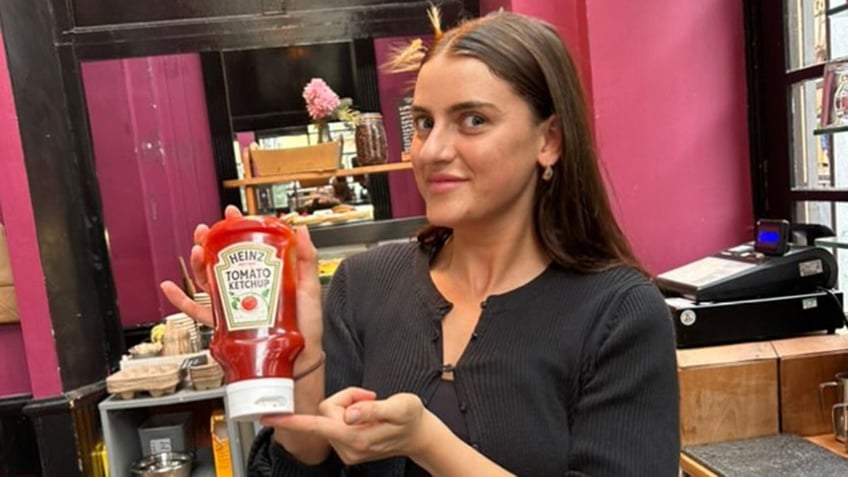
[302,78,359,142]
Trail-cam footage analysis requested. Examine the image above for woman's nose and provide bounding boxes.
[415,126,454,162]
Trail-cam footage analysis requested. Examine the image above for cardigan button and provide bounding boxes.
[459,401,468,412]
[471,442,480,450]
[471,332,479,340]
[431,330,440,342]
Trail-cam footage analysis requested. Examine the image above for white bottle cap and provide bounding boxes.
[224,377,294,421]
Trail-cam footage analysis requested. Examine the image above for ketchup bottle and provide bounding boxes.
[203,215,304,421]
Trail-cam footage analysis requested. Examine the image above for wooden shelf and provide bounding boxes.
[222,161,413,188]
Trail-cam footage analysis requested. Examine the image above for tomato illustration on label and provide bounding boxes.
[241,295,258,311]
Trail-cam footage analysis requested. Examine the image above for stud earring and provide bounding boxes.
[541,164,554,182]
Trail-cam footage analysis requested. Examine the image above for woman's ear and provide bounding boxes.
[538,115,562,167]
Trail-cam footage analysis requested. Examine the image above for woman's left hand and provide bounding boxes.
[262,386,433,465]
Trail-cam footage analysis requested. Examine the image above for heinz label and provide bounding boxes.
[213,243,282,331]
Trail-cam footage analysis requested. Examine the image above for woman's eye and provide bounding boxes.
[461,114,487,128]
[413,116,434,131]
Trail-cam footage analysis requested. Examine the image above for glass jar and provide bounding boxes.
[355,113,388,165]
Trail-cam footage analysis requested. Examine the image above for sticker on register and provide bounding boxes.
[798,259,823,277]
[802,297,818,310]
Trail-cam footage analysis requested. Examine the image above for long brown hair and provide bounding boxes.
[416,11,643,274]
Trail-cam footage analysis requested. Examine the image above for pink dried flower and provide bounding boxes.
[303,78,341,120]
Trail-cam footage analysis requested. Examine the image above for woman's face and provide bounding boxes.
[410,54,556,231]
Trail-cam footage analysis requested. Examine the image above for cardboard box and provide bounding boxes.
[771,334,848,436]
[211,409,233,477]
[0,224,13,286]
[677,341,779,446]
[0,285,19,324]
[250,141,340,176]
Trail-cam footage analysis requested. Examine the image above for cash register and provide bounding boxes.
[656,219,845,348]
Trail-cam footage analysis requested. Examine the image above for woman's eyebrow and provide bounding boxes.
[410,101,501,115]
[410,105,430,115]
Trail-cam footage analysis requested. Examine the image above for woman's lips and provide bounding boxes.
[426,174,466,193]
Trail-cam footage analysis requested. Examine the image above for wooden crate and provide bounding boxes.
[0,224,12,286]
[0,225,18,324]
[250,141,340,176]
[678,341,779,446]
[0,285,18,324]
[772,334,848,436]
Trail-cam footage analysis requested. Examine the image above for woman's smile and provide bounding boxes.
[425,172,467,194]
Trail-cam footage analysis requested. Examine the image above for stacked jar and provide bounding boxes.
[355,113,388,165]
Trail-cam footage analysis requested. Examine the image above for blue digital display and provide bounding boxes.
[757,230,780,244]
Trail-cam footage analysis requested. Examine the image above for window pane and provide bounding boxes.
[831,9,848,57]
[790,79,832,188]
[795,200,848,291]
[794,200,834,229]
[787,0,828,70]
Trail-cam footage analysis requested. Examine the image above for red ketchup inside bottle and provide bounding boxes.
[203,215,304,421]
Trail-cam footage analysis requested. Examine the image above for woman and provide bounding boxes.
[163,10,679,477]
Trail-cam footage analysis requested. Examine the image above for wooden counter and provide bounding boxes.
[678,334,848,476]
[677,341,779,446]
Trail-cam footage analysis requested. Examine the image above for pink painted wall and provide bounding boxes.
[0,33,60,398]
[582,0,752,274]
[81,55,220,327]
[0,327,30,396]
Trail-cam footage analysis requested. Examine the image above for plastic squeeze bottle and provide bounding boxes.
[203,215,304,421]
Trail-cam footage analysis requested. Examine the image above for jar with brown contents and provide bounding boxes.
[355,113,388,165]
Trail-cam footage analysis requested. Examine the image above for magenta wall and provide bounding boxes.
[583,0,752,274]
[0,327,30,396]
[81,55,220,328]
[0,33,59,398]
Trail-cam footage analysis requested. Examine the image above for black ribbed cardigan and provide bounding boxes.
[248,242,680,476]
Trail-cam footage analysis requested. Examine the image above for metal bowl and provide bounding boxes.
[130,451,193,477]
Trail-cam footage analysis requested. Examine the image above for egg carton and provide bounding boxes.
[189,362,225,391]
[106,364,182,399]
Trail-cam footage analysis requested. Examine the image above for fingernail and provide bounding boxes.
[347,409,361,424]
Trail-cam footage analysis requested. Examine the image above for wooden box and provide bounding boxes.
[0,225,18,324]
[0,224,12,286]
[0,285,18,324]
[772,334,848,436]
[678,341,779,446]
[250,141,340,176]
